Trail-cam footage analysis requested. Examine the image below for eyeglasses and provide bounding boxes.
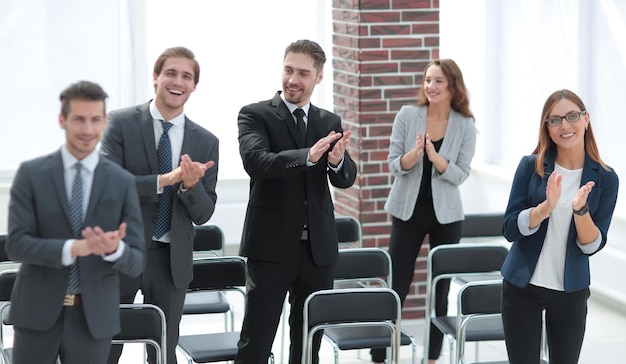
[545,110,587,127]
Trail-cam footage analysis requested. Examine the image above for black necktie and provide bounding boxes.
[293,108,307,144]
[155,121,173,239]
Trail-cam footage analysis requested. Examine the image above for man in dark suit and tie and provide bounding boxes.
[6,80,145,364]
[235,39,357,364]
[101,46,218,364]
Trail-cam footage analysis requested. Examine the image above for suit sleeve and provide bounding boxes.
[502,156,536,242]
[101,111,160,202]
[6,162,66,267]
[177,134,219,225]
[238,105,310,180]
[111,172,145,277]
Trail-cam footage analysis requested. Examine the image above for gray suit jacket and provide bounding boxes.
[385,105,477,223]
[101,101,219,288]
[6,151,145,339]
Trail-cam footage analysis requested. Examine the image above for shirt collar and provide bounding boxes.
[60,146,99,173]
[149,99,186,126]
[280,94,310,116]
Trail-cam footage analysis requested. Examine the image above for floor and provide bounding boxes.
[114,287,626,364]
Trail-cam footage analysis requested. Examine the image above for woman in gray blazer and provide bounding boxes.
[372,59,477,364]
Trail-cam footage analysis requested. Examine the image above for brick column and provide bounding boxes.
[332,0,440,319]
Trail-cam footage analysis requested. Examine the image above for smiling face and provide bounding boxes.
[423,65,452,106]
[153,56,197,120]
[59,99,107,160]
[546,98,589,152]
[282,52,322,107]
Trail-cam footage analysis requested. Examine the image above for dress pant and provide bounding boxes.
[108,243,187,364]
[13,306,112,364]
[502,279,589,364]
[234,240,334,364]
[372,198,461,362]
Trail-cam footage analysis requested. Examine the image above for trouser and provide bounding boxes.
[108,244,187,364]
[234,241,335,364]
[502,279,589,364]
[372,198,461,361]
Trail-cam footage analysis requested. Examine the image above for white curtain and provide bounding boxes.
[0,0,146,171]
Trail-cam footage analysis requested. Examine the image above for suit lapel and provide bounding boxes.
[305,105,322,147]
[138,103,159,173]
[49,152,72,228]
[84,159,105,224]
[271,92,304,147]
[180,117,197,161]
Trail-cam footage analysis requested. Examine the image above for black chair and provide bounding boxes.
[425,243,509,364]
[192,224,225,255]
[113,303,167,364]
[333,247,391,288]
[0,235,10,264]
[459,213,505,240]
[0,269,17,364]
[176,256,274,363]
[303,288,403,364]
[184,225,234,331]
[335,215,362,248]
[325,248,417,363]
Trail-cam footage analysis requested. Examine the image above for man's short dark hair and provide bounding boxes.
[60,81,108,118]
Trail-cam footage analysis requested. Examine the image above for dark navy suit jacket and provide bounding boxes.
[501,149,619,292]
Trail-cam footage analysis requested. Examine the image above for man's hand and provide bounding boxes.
[309,131,343,164]
[159,154,214,189]
[328,130,352,167]
[73,222,128,256]
[180,154,215,189]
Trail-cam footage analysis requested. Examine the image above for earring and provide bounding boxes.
[585,125,588,130]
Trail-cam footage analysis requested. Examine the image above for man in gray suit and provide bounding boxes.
[101,46,219,364]
[6,80,145,364]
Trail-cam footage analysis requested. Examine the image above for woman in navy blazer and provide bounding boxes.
[373,59,477,364]
[501,89,619,364]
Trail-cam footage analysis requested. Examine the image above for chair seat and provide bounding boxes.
[433,316,505,342]
[183,291,230,314]
[177,331,241,362]
[323,326,413,351]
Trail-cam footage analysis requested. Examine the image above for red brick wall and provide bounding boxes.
[332,0,440,319]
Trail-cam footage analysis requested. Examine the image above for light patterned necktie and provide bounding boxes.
[67,162,83,293]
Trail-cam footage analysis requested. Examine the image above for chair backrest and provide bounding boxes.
[305,288,400,326]
[0,269,17,302]
[0,235,11,263]
[193,224,225,255]
[303,288,402,364]
[428,243,509,283]
[187,256,247,291]
[460,213,505,240]
[335,216,362,248]
[458,279,503,315]
[113,303,167,364]
[333,247,391,288]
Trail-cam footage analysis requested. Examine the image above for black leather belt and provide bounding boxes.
[150,241,170,249]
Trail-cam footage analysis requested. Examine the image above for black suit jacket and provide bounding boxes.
[6,151,145,339]
[101,101,219,288]
[238,92,357,266]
